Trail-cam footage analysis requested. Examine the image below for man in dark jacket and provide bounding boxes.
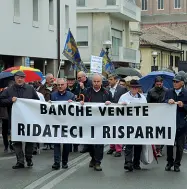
[0,71,39,169]
[107,74,127,157]
[80,73,112,171]
[164,75,187,172]
[38,73,57,150]
[77,71,92,153]
[147,76,167,157]
[51,78,75,170]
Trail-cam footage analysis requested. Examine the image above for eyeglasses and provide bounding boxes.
[57,84,64,86]
[173,81,180,83]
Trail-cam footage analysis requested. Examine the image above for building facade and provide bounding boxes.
[137,0,187,29]
[140,34,182,75]
[0,0,76,77]
[76,0,141,70]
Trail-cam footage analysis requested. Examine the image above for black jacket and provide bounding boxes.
[0,84,39,130]
[83,87,112,103]
[147,87,167,103]
[108,85,127,103]
[164,88,187,130]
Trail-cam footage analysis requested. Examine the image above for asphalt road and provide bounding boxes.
[0,142,187,189]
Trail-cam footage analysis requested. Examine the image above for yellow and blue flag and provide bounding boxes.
[99,49,115,74]
[63,29,87,72]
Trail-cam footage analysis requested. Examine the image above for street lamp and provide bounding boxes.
[152,51,158,71]
[103,40,112,58]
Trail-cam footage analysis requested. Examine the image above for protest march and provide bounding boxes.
[12,99,176,145]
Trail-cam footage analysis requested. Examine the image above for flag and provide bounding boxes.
[99,49,115,74]
[63,29,87,72]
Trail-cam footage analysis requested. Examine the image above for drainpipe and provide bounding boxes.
[57,0,61,77]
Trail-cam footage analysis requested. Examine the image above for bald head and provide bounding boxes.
[92,73,102,90]
[77,71,86,82]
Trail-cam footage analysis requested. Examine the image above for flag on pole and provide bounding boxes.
[99,49,115,74]
[63,29,88,72]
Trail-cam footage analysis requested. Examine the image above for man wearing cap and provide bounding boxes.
[118,80,147,171]
[147,76,167,157]
[66,75,81,152]
[66,75,81,100]
[164,75,187,172]
[0,71,39,169]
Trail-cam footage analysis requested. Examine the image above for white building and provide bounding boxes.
[0,0,76,77]
[76,0,141,70]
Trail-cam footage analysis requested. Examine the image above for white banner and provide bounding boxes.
[90,55,103,74]
[12,99,177,145]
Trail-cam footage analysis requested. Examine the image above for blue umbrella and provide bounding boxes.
[139,71,175,93]
[0,72,14,88]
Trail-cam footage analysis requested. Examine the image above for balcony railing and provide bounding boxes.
[119,47,140,63]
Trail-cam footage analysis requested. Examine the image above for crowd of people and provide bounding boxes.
[0,70,187,173]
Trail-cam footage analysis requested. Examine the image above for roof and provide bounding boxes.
[140,34,182,52]
[141,25,187,41]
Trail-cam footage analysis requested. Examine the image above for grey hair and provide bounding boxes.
[92,73,103,81]
[45,73,53,79]
[57,78,67,83]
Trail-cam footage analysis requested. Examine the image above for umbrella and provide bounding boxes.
[115,67,142,78]
[3,66,44,83]
[0,72,14,88]
[139,71,175,93]
[159,68,174,73]
[124,76,140,82]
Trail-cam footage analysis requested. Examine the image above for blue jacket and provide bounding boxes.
[51,91,75,101]
[164,88,187,130]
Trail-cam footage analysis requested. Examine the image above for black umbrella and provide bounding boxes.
[115,67,142,78]
[0,72,14,88]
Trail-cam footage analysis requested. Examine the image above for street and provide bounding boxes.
[0,141,187,189]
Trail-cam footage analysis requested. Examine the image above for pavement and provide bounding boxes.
[0,141,187,189]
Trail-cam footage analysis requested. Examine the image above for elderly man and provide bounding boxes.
[51,78,75,170]
[164,75,187,172]
[77,71,92,153]
[80,74,112,171]
[0,71,39,169]
[38,73,57,150]
[107,74,127,157]
[118,80,147,171]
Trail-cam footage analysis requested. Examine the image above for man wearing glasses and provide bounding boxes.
[51,78,75,170]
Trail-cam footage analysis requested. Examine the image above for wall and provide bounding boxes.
[140,47,181,75]
[76,13,93,63]
[140,48,152,75]
[0,0,76,60]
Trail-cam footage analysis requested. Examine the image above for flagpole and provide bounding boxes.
[57,0,60,78]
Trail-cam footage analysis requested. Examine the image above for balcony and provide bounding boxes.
[118,47,140,63]
[77,0,141,22]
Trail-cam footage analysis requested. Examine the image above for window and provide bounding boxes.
[175,56,180,67]
[49,0,54,25]
[14,0,20,17]
[158,0,164,9]
[76,0,85,7]
[107,0,116,5]
[174,0,181,8]
[33,0,38,22]
[141,0,147,10]
[77,26,88,46]
[111,29,122,56]
[65,5,69,30]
